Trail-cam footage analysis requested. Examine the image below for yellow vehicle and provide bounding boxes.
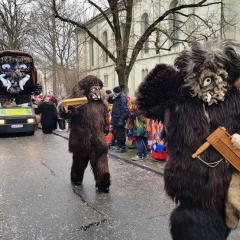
[0,50,41,135]
[0,95,37,135]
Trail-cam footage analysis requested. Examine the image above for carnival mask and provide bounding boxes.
[0,55,31,94]
[88,85,101,100]
[197,68,228,105]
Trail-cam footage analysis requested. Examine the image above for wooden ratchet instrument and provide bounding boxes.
[192,127,240,171]
[62,97,88,112]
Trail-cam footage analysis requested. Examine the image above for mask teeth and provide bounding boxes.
[206,92,211,102]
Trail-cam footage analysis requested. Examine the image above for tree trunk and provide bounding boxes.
[116,68,130,95]
[51,5,57,95]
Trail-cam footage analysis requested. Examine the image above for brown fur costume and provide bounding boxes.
[136,40,240,239]
[58,75,110,193]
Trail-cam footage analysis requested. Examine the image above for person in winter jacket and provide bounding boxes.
[107,86,129,153]
[35,96,57,134]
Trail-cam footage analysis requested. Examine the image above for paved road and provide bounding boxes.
[50,129,240,240]
[0,130,174,240]
[1,129,239,240]
[53,128,167,176]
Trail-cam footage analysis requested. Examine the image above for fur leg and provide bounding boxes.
[170,203,230,240]
[71,153,89,185]
[95,173,111,193]
[225,172,240,229]
[90,154,111,193]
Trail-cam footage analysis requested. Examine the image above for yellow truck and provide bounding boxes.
[0,50,41,135]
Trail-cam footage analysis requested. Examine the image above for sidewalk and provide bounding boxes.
[51,128,166,176]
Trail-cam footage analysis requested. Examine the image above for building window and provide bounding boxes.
[142,68,148,81]
[89,39,94,66]
[170,0,180,45]
[141,13,149,53]
[104,74,108,86]
[102,31,108,63]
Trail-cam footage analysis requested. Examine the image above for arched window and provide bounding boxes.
[141,13,149,53]
[102,31,108,63]
[89,39,94,66]
[170,0,180,45]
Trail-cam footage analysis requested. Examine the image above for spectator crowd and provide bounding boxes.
[32,86,168,161]
[105,86,168,162]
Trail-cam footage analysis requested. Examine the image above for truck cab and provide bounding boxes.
[0,95,37,135]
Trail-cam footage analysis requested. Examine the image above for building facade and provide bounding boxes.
[77,0,240,96]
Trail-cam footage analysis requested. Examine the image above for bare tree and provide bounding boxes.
[29,1,83,95]
[52,0,225,93]
[0,0,32,51]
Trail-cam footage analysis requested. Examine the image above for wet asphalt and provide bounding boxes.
[0,129,239,239]
[0,129,174,240]
[52,129,167,177]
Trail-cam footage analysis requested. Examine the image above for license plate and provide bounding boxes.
[11,124,23,128]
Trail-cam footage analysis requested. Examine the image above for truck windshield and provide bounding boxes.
[0,95,31,109]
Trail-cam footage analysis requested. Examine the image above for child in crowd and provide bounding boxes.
[127,97,150,161]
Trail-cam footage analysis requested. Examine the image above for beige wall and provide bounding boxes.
[77,0,238,97]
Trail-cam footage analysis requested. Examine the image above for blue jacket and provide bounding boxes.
[109,92,129,126]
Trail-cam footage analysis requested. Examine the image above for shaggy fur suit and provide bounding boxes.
[136,40,240,239]
[59,75,110,193]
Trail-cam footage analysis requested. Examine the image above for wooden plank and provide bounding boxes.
[192,127,240,171]
[62,97,88,107]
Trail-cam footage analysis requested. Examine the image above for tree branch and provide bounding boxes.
[52,0,116,63]
[128,0,222,70]
[88,0,114,32]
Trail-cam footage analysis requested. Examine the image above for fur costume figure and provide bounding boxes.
[135,39,240,239]
[0,50,38,94]
[58,75,111,193]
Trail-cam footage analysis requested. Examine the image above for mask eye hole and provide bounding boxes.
[2,64,11,70]
[19,64,27,70]
[91,86,100,92]
[203,77,212,87]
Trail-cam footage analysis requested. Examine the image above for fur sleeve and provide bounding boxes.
[103,106,110,135]
[135,63,183,121]
[58,103,78,119]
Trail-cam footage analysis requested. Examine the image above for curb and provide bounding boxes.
[52,130,69,140]
[107,152,164,176]
[49,128,165,177]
